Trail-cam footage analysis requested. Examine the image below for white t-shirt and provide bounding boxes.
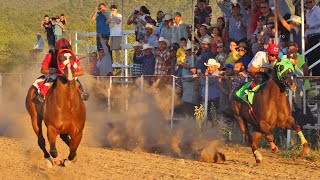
[248,51,276,69]
[110,13,123,36]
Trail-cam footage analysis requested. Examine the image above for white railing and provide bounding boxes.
[74,30,135,76]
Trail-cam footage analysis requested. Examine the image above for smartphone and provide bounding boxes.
[263,25,267,29]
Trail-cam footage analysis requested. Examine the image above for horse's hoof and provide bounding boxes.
[45,158,53,168]
[52,158,62,166]
[302,143,311,154]
[63,159,71,167]
[271,146,279,153]
[253,150,263,163]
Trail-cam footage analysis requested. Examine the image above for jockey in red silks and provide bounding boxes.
[32,38,89,104]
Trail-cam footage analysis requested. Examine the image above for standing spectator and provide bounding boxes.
[218,63,234,117]
[155,11,165,37]
[180,43,193,77]
[132,41,144,76]
[194,0,210,28]
[252,0,273,33]
[139,23,158,48]
[231,60,248,95]
[54,16,64,42]
[41,15,55,49]
[109,5,123,63]
[160,14,174,45]
[141,44,156,75]
[172,12,188,44]
[194,24,211,48]
[86,52,98,75]
[94,35,113,76]
[226,3,247,49]
[60,14,67,25]
[136,6,150,39]
[127,7,140,40]
[154,37,170,75]
[169,47,178,75]
[225,40,240,65]
[176,37,188,64]
[201,58,221,111]
[237,42,251,71]
[196,38,216,74]
[181,67,201,116]
[278,11,302,53]
[215,42,228,67]
[91,3,110,50]
[305,0,320,75]
[211,24,223,53]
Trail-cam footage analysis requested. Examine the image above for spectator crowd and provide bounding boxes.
[84,0,320,117]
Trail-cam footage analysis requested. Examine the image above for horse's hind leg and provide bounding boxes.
[285,116,310,154]
[60,134,71,146]
[47,126,62,166]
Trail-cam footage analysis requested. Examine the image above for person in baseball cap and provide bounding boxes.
[247,44,280,75]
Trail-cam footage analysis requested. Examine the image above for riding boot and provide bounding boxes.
[76,79,89,101]
[32,93,45,104]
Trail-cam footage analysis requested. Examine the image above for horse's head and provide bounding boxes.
[274,59,297,91]
[57,49,79,81]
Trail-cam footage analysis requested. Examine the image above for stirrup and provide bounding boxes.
[82,92,90,101]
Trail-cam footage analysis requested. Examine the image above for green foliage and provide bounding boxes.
[0,0,295,72]
[194,104,205,131]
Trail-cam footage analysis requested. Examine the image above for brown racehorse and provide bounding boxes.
[230,61,310,163]
[25,49,86,167]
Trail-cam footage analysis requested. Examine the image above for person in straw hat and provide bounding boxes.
[277,5,303,53]
[160,14,174,44]
[141,44,156,75]
[154,37,171,75]
[200,58,221,115]
[139,23,158,48]
[132,41,144,76]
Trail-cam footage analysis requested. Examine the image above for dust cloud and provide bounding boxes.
[85,77,226,163]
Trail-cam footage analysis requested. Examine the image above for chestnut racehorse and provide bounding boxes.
[25,49,86,167]
[230,60,310,163]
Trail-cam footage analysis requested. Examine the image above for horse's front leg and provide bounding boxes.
[47,126,62,166]
[259,120,279,153]
[251,130,263,163]
[284,116,310,154]
[63,132,83,167]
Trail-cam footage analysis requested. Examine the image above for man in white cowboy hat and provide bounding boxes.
[196,37,216,74]
[139,23,158,48]
[132,41,144,76]
[29,32,45,60]
[154,37,170,75]
[277,4,303,53]
[141,44,156,75]
[160,14,174,45]
[200,58,221,115]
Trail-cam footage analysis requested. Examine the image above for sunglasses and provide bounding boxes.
[237,48,246,52]
[217,46,223,48]
[269,54,277,57]
[306,1,313,4]
[260,6,267,9]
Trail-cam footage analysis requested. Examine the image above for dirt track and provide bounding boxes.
[0,114,319,180]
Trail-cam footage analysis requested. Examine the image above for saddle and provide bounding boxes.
[235,81,266,105]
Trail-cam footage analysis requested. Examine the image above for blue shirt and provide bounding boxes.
[96,11,110,35]
[142,54,156,75]
[200,73,221,100]
[239,55,251,71]
[196,49,217,74]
